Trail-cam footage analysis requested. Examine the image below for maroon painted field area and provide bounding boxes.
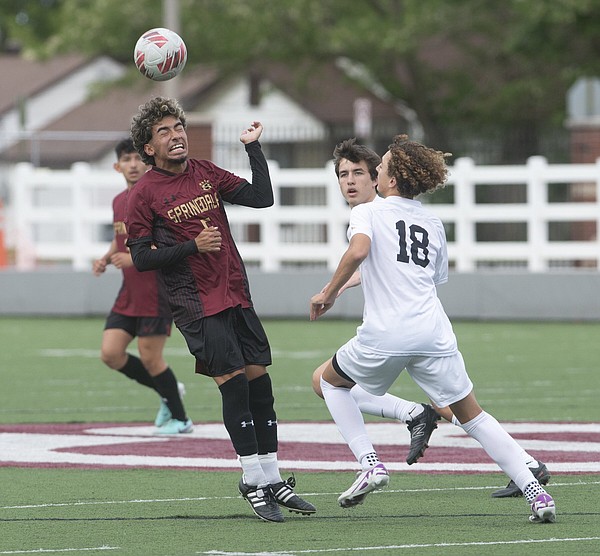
[1,421,599,474]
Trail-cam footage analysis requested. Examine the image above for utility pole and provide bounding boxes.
[162,0,181,99]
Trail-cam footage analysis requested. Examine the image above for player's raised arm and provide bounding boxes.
[239,121,263,144]
[223,122,273,209]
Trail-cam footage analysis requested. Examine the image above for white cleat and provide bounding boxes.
[338,463,390,508]
[529,493,556,523]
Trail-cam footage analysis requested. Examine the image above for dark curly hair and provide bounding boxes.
[114,137,135,160]
[130,97,187,165]
[333,138,381,180]
[386,134,451,198]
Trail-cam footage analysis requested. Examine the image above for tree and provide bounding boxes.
[3,0,600,162]
[0,0,65,52]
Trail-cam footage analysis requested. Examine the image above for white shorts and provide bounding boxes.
[334,336,473,408]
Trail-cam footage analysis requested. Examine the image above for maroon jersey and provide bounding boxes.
[111,189,170,317]
[126,159,253,325]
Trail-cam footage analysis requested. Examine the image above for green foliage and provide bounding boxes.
[2,1,600,159]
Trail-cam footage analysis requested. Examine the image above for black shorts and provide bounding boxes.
[104,312,172,338]
[178,306,272,377]
[332,353,356,383]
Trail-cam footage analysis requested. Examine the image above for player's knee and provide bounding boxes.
[100,349,124,370]
[312,368,324,398]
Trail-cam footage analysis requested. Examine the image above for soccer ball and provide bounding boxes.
[134,28,187,82]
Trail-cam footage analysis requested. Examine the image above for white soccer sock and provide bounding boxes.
[239,453,268,487]
[523,453,539,468]
[350,385,421,422]
[407,404,425,421]
[459,411,539,495]
[258,452,283,485]
[321,377,377,468]
[523,482,547,504]
[360,451,381,469]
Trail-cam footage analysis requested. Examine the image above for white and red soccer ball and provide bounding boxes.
[134,28,187,82]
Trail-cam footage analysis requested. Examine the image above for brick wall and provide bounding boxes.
[186,120,212,160]
[570,124,600,163]
[569,124,598,247]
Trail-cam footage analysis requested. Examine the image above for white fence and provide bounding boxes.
[4,156,600,272]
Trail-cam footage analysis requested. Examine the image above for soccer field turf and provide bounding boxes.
[0,317,599,555]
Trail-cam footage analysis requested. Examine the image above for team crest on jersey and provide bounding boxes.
[200,180,212,191]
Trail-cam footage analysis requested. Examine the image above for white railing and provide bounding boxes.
[5,156,600,272]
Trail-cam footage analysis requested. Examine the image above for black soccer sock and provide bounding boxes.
[117,354,155,389]
[219,373,258,456]
[248,373,278,454]
[152,368,187,421]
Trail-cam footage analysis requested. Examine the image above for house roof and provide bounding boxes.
[0,53,91,115]
[258,61,406,125]
[2,63,219,167]
[1,52,406,168]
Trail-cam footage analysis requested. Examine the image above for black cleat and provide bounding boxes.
[492,462,551,498]
[271,476,316,515]
[238,478,284,522]
[406,404,440,465]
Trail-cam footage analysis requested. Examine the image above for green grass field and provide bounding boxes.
[1,317,599,555]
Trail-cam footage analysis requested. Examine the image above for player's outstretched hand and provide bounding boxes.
[92,257,109,276]
[310,292,335,321]
[240,121,263,144]
[195,226,221,253]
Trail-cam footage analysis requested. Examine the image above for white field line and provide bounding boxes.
[1,479,599,511]
[197,537,600,555]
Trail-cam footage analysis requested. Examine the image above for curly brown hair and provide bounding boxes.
[386,134,451,198]
[333,138,381,180]
[130,97,187,165]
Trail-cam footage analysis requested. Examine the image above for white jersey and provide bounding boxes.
[348,195,457,356]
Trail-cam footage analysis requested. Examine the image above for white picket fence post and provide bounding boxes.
[6,157,600,272]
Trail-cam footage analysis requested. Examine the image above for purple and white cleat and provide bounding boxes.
[529,493,556,523]
[338,463,390,508]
